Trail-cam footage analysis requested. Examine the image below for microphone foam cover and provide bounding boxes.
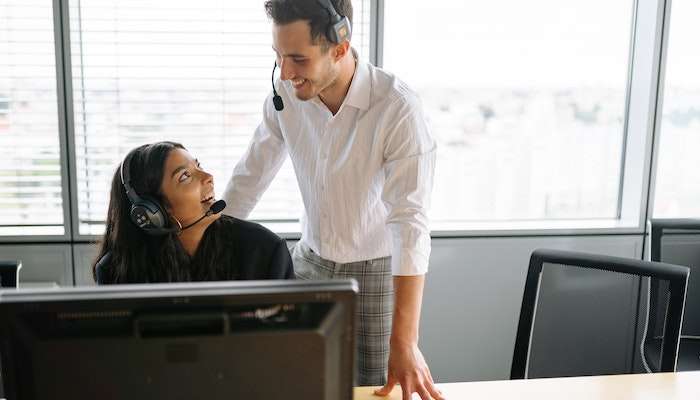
[273,95,284,111]
[210,199,226,214]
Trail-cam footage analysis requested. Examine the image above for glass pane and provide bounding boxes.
[0,0,64,236]
[653,0,700,218]
[70,0,371,235]
[383,0,633,223]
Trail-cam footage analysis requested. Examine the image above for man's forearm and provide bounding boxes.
[391,274,425,346]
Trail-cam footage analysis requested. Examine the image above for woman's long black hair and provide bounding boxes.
[92,141,230,284]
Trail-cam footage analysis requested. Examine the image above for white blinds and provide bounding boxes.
[70,0,371,235]
[0,0,65,236]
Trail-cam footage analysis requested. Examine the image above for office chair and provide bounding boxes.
[511,249,688,379]
[646,218,700,371]
[0,260,21,288]
[0,260,21,397]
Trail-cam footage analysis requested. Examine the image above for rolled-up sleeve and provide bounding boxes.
[381,95,436,276]
[222,93,288,219]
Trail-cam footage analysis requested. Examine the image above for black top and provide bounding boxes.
[95,215,294,284]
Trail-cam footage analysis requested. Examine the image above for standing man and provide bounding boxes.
[222,1,441,398]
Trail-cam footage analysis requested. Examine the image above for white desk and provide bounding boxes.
[354,371,700,399]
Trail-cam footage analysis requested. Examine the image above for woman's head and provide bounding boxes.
[113,141,217,234]
[95,141,218,282]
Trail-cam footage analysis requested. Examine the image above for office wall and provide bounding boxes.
[0,244,74,286]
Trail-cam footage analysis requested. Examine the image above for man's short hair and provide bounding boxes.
[264,0,353,49]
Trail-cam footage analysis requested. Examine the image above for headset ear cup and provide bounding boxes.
[129,196,170,235]
[329,16,351,44]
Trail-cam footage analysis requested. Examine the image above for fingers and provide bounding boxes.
[398,369,444,400]
[374,375,398,397]
[397,379,434,400]
[417,385,434,400]
[426,379,444,400]
[422,367,443,399]
[377,346,443,399]
[402,386,413,400]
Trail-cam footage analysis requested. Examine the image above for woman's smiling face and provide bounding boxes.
[160,148,216,227]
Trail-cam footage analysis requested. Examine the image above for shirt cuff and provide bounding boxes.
[391,243,431,276]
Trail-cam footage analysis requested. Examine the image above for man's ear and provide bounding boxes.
[332,40,350,62]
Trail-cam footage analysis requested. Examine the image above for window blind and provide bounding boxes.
[69,0,371,235]
[0,0,65,236]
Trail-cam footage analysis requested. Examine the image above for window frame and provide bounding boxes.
[0,0,676,243]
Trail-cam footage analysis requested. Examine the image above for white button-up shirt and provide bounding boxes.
[222,57,436,275]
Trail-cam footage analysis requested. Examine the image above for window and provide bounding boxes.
[69,0,371,235]
[0,1,65,236]
[383,0,634,226]
[652,0,700,218]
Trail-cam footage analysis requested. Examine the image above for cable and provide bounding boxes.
[640,276,653,373]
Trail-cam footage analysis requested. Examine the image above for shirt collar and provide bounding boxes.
[341,48,371,111]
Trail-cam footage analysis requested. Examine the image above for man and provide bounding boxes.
[222,1,442,398]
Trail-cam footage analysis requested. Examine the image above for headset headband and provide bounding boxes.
[317,0,342,23]
[120,150,142,205]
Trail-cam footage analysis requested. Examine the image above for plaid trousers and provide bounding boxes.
[292,242,393,386]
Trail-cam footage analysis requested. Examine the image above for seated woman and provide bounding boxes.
[93,141,294,284]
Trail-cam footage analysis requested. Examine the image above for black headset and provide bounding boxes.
[120,150,173,236]
[271,0,352,111]
[317,0,352,45]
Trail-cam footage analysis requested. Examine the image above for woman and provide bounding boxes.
[93,141,294,284]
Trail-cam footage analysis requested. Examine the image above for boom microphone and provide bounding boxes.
[271,61,284,111]
[180,199,227,232]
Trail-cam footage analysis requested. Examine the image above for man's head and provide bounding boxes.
[265,0,354,102]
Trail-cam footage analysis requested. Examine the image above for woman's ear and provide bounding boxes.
[161,200,183,233]
[169,214,183,233]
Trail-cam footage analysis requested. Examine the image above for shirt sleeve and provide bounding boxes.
[222,93,288,219]
[381,94,436,276]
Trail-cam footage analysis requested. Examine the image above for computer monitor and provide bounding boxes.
[0,280,357,400]
[0,261,21,288]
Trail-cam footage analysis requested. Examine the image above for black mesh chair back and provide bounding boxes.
[511,249,689,380]
[0,260,21,397]
[0,261,21,288]
[647,218,700,371]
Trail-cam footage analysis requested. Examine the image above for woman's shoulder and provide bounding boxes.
[214,215,293,280]
[217,215,284,245]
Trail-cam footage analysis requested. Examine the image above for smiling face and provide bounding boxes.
[160,148,217,227]
[272,20,340,101]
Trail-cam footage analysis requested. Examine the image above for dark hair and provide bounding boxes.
[264,0,353,48]
[92,141,228,284]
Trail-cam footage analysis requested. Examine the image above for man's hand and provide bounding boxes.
[374,342,444,400]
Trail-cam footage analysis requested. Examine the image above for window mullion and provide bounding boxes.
[53,0,79,242]
[370,0,384,67]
